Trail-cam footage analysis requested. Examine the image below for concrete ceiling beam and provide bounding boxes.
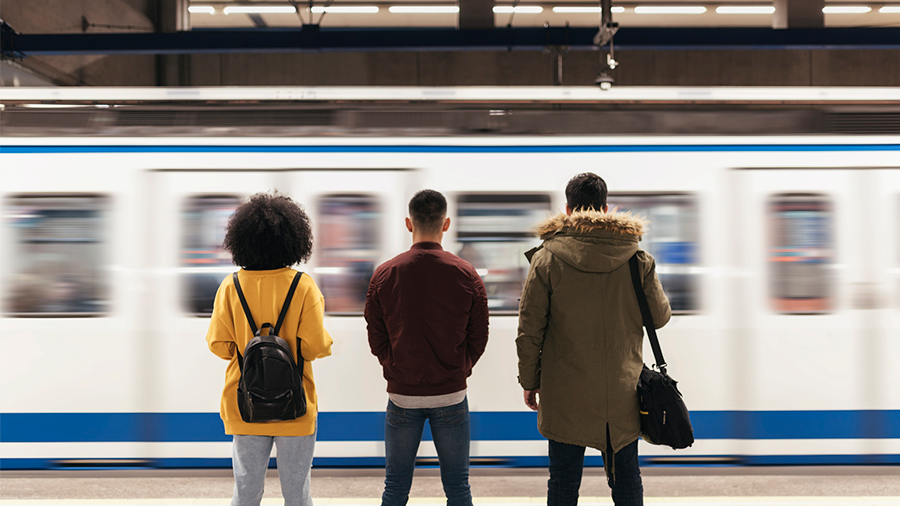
[4,26,900,56]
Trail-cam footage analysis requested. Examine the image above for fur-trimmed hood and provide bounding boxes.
[530,210,647,273]
[535,209,647,241]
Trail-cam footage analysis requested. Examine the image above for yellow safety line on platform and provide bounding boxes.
[58,500,893,505]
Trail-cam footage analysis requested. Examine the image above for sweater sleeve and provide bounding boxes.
[206,277,237,361]
[516,249,551,390]
[298,285,333,362]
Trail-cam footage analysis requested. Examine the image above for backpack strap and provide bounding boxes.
[628,253,667,374]
[232,272,258,335]
[274,272,303,336]
[233,271,304,370]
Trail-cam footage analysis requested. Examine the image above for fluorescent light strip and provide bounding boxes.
[634,5,707,13]
[493,6,544,13]
[822,5,871,12]
[552,6,625,12]
[19,104,98,109]
[188,5,216,14]
[716,5,775,13]
[880,5,900,11]
[310,6,379,13]
[223,6,296,14]
[389,5,458,13]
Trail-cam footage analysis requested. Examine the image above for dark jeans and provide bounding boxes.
[382,398,472,506]
[548,435,643,506]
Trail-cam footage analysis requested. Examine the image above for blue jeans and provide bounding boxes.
[547,435,642,506]
[382,398,472,506]
[231,432,316,506]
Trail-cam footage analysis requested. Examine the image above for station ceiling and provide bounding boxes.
[187,0,900,28]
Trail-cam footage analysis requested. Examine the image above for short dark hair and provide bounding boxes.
[223,191,313,269]
[408,189,447,234]
[565,172,608,212]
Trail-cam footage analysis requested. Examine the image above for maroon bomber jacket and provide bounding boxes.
[365,241,490,396]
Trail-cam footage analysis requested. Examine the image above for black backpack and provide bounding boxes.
[233,271,308,423]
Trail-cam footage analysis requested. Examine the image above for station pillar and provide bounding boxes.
[157,0,191,86]
[459,0,495,29]
[773,0,825,28]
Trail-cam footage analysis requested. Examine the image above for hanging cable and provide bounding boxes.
[507,0,521,27]
[288,0,308,25]
[315,0,336,25]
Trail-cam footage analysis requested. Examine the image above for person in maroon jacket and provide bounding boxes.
[365,189,489,506]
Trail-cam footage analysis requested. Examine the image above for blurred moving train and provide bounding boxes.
[1,87,899,470]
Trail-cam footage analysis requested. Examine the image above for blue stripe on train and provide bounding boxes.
[1,410,899,443]
[3,454,900,470]
[2,144,900,154]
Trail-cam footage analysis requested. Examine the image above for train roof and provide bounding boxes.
[2,86,899,136]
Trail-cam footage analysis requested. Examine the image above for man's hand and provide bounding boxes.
[523,389,540,411]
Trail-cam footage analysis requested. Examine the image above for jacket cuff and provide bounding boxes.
[518,375,539,390]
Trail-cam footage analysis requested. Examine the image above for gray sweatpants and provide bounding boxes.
[231,432,316,506]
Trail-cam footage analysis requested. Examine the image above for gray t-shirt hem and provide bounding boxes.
[389,389,467,409]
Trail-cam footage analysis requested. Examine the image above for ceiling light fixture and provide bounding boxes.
[552,6,625,12]
[493,6,544,13]
[188,6,216,14]
[822,5,872,12]
[389,5,459,12]
[634,6,707,13]
[223,6,296,14]
[19,104,96,108]
[310,6,379,13]
[715,5,776,13]
[879,5,900,11]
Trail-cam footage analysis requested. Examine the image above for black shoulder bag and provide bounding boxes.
[628,254,694,450]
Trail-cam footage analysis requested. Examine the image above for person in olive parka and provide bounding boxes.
[516,173,671,506]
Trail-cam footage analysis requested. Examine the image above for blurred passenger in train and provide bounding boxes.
[365,189,489,506]
[516,173,671,506]
[206,192,333,506]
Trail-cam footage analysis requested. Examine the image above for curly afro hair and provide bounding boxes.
[224,191,313,269]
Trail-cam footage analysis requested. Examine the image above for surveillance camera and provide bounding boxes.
[595,74,614,90]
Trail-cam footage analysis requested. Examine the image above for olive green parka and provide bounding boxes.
[516,209,671,453]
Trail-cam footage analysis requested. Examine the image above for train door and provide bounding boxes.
[286,169,416,416]
[870,169,900,453]
[731,167,899,460]
[145,170,278,429]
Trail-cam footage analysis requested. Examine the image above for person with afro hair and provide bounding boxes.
[207,191,333,506]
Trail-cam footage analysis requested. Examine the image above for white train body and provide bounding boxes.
[1,87,899,469]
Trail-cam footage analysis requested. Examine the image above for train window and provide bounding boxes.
[609,194,700,313]
[456,194,552,313]
[181,196,240,316]
[316,195,380,315]
[767,194,834,313]
[3,195,110,316]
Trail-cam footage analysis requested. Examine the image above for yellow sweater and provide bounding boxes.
[206,268,333,436]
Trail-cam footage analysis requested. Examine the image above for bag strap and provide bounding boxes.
[233,271,303,336]
[233,272,258,335]
[628,253,667,374]
[233,271,304,368]
[275,272,303,336]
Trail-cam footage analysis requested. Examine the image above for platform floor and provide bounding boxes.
[2,467,900,505]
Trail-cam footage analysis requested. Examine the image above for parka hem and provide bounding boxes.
[539,427,641,455]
